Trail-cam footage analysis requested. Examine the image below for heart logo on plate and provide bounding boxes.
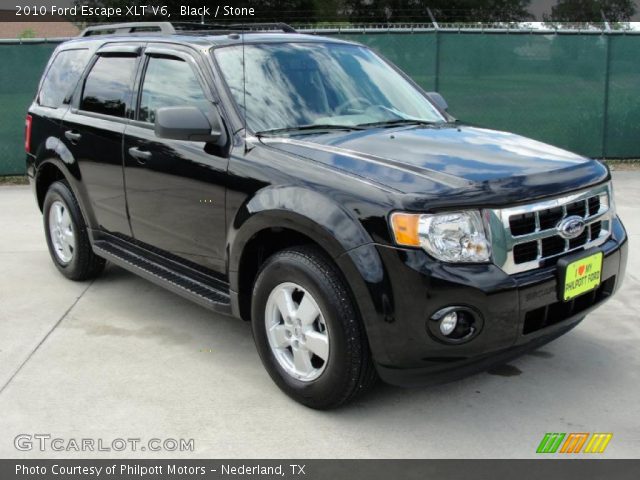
[578,265,586,276]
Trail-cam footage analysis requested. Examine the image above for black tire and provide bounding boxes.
[251,245,377,409]
[43,180,105,281]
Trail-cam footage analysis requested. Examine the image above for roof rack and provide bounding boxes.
[79,21,297,37]
[173,22,297,33]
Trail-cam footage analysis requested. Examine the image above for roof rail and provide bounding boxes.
[172,22,297,33]
[80,22,176,37]
[79,21,297,37]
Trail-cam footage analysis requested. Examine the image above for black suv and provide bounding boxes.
[26,22,628,409]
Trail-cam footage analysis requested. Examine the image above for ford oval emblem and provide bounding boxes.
[557,215,586,239]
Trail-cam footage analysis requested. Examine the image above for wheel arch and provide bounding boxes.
[33,144,96,231]
[227,186,393,364]
[230,219,394,366]
[228,186,372,318]
[35,160,67,210]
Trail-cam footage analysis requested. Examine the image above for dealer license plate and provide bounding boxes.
[562,251,603,302]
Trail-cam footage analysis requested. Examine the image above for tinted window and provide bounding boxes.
[38,49,90,108]
[80,56,137,117]
[139,56,208,123]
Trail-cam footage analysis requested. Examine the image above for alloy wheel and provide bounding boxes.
[264,282,330,382]
[48,200,75,264]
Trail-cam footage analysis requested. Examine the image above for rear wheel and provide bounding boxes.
[43,181,105,281]
[251,246,376,409]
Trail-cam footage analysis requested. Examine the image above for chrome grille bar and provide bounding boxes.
[486,183,613,275]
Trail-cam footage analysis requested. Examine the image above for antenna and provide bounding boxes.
[242,25,248,154]
[427,8,439,30]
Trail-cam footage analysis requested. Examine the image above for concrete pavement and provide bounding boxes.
[0,172,638,458]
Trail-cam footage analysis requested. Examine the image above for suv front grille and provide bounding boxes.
[512,220,603,264]
[487,183,613,274]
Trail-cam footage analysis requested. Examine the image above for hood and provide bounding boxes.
[261,124,609,207]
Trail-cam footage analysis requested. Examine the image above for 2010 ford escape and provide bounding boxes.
[26,22,628,409]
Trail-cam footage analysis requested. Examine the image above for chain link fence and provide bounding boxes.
[1,29,638,175]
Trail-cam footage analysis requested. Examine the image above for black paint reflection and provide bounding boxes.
[80,56,137,118]
[214,42,444,132]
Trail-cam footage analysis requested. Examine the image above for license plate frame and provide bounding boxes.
[557,249,604,302]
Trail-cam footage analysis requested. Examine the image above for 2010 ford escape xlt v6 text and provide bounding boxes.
[26,22,628,409]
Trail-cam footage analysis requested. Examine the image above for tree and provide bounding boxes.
[18,29,36,39]
[312,0,346,22]
[544,0,636,23]
[342,0,533,23]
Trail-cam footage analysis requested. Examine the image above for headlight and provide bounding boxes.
[390,210,491,263]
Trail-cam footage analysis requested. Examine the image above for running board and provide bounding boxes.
[93,240,232,315]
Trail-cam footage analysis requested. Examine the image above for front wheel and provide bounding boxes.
[251,246,376,409]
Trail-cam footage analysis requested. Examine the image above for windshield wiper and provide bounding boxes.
[256,124,365,137]
[356,118,441,128]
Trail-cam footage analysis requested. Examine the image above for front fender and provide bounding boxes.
[227,185,396,364]
[228,185,372,275]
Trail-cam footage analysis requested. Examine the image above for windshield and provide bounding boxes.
[213,42,446,135]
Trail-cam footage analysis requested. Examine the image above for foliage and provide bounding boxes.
[342,0,533,23]
[544,0,636,24]
[18,29,36,39]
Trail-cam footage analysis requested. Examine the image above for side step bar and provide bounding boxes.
[93,240,232,316]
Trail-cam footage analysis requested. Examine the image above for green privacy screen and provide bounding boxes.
[0,32,638,175]
[0,42,57,175]
[606,35,640,158]
[438,33,607,158]
[336,31,638,160]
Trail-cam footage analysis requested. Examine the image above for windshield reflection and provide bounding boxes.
[214,42,445,134]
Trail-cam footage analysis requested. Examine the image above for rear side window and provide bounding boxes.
[38,49,90,108]
[80,56,138,118]
[138,56,208,123]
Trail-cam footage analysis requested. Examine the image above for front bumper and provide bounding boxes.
[363,216,628,387]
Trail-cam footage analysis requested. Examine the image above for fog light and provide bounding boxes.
[439,311,458,336]
[428,306,483,345]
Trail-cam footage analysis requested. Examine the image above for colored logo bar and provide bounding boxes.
[584,433,613,454]
[537,433,612,454]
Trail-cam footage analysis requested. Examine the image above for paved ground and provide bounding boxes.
[0,172,638,459]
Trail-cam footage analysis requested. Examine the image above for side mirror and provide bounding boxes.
[427,92,448,112]
[154,106,225,144]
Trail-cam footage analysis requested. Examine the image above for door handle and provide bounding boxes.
[64,130,82,144]
[128,147,152,164]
